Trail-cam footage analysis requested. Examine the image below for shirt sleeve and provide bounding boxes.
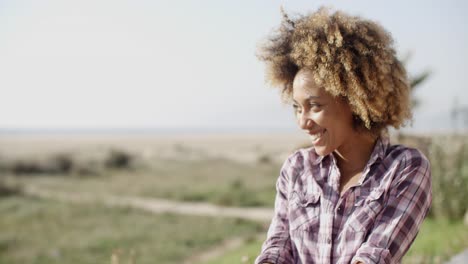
[351,149,432,264]
[255,156,296,264]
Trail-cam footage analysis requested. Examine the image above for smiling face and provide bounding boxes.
[292,69,356,156]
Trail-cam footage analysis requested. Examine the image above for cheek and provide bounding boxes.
[323,114,353,142]
[311,112,328,126]
[331,118,354,143]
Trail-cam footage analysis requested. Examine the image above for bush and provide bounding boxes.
[257,154,272,164]
[0,181,20,197]
[2,153,106,177]
[10,160,44,175]
[7,153,74,175]
[428,135,468,220]
[105,149,134,169]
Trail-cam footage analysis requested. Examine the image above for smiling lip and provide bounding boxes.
[307,129,326,144]
[307,129,325,136]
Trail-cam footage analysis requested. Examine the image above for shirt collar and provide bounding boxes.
[356,135,389,185]
[311,150,325,166]
[310,135,390,167]
[367,135,389,167]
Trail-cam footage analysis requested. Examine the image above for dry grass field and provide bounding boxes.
[0,132,307,264]
[0,133,308,208]
[0,132,467,264]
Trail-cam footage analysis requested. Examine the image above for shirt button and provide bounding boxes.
[327,238,332,244]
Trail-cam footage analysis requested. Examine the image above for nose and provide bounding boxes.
[298,112,314,130]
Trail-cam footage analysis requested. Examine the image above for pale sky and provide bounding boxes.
[0,0,467,133]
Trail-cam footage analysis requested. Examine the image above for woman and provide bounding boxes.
[254,7,432,264]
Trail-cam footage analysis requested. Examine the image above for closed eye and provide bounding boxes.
[292,104,300,113]
[310,103,322,109]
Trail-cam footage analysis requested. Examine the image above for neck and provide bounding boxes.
[333,132,378,174]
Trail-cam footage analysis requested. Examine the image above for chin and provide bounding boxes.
[313,146,332,157]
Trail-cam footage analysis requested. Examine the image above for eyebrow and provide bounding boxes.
[292,95,321,103]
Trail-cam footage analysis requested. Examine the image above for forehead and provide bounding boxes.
[292,69,328,100]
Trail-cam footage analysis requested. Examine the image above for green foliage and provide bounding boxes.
[428,135,468,220]
[409,69,431,109]
[404,219,468,263]
[402,52,431,109]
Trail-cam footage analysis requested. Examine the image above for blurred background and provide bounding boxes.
[0,0,467,263]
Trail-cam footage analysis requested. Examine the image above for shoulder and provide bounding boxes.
[384,143,431,187]
[283,145,323,169]
[279,146,321,179]
[385,143,430,170]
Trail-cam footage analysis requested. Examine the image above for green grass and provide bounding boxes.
[0,195,263,264]
[5,158,279,207]
[404,219,468,263]
[204,218,468,264]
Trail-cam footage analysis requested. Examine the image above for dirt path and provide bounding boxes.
[21,184,273,222]
[17,184,271,263]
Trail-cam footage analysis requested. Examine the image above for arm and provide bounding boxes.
[351,150,432,264]
[255,157,296,264]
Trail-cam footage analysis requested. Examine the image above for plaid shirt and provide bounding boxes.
[255,136,432,264]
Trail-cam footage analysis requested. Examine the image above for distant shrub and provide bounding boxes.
[2,149,139,177]
[2,152,106,177]
[429,135,468,221]
[10,160,44,174]
[230,178,244,189]
[6,153,74,175]
[0,181,20,197]
[105,149,134,169]
[257,154,272,164]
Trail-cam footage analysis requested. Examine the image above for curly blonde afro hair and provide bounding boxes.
[256,7,412,134]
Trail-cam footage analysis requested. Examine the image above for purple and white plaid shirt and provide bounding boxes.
[255,136,432,264]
